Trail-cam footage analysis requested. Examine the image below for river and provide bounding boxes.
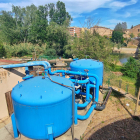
[119,54,134,64]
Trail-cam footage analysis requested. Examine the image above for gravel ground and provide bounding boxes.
[82,93,140,140]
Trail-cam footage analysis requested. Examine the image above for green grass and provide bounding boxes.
[127,45,137,48]
[114,65,122,72]
[104,68,138,97]
[23,54,33,57]
[117,108,120,111]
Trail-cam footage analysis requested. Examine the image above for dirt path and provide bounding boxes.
[113,47,138,54]
[0,59,21,64]
[82,93,140,140]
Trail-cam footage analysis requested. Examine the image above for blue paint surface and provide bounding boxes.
[11,75,74,139]
[70,59,103,86]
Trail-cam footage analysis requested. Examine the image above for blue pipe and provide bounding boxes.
[11,113,19,138]
[0,61,49,69]
[73,58,79,61]
[76,82,98,120]
[25,67,29,75]
[78,92,92,99]
[0,61,51,75]
[86,83,90,101]
[49,69,99,121]
[77,104,96,120]
[69,78,89,84]
[40,61,51,68]
[75,89,81,94]
[75,103,78,124]
[77,100,91,108]
[48,69,99,103]
[76,91,92,108]
[74,82,99,121]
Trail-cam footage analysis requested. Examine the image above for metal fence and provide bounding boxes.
[103,68,138,97]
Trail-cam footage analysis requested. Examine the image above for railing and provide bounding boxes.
[103,68,138,98]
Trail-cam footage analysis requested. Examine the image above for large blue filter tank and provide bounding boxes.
[70,59,103,86]
[11,75,74,139]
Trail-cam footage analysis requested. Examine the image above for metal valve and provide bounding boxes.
[67,67,71,71]
[84,69,89,73]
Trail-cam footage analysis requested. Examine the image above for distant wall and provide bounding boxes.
[90,26,113,36]
[125,24,140,38]
[0,68,25,120]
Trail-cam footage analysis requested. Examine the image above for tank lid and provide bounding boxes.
[70,59,103,69]
[12,76,74,106]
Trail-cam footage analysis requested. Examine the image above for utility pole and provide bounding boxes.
[134,87,140,115]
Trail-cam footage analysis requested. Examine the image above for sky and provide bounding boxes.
[0,0,140,29]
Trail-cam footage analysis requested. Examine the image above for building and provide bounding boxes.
[90,26,113,37]
[124,24,140,38]
[68,24,140,38]
[68,27,81,37]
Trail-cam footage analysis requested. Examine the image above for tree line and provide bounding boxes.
[0,2,128,65]
[0,1,72,45]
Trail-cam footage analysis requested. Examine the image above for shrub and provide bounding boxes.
[122,57,140,79]
[0,42,6,58]
[45,48,56,56]
[3,43,46,58]
[122,42,127,47]
[64,30,114,62]
[130,33,135,38]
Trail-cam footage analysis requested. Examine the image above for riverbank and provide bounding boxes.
[113,47,138,54]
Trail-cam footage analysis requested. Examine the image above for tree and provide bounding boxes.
[138,33,140,37]
[0,42,6,57]
[111,30,124,44]
[112,22,127,44]
[122,57,140,79]
[125,38,131,46]
[0,2,72,45]
[64,30,114,61]
[49,1,72,26]
[131,25,133,29]
[74,33,77,37]
[29,5,48,44]
[0,11,18,45]
[46,22,70,56]
[130,33,135,38]
[45,48,56,56]
[114,22,127,31]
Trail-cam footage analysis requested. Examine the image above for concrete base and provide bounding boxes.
[0,91,103,140]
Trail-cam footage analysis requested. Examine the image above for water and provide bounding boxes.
[119,54,134,64]
[113,53,134,64]
[50,55,134,66]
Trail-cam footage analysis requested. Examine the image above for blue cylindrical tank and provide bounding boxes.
[70,59,103,86]
[11,75,74,139]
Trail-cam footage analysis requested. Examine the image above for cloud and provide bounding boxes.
[124,12,131,18]
[108,19,124,24]
[0,0,138,19]
[105,24,116,29]
[106,0,137,10]
[115,12,131,19]
[0,0,113,18]
[0,3,13,11]
[0,0,112,12]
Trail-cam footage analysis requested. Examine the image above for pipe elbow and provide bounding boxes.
[95,105,105,111]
